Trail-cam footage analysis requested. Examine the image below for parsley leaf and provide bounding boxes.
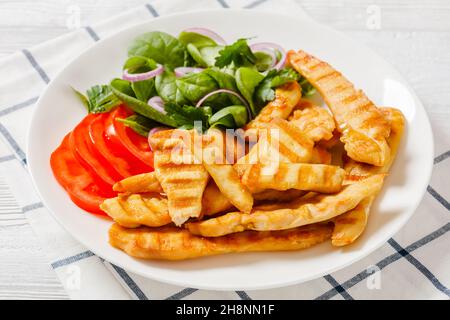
[254,68,300,107]
[215,38,256,68]
[164,103,212,131]
[73,85,121,114]
[116,114,158,137]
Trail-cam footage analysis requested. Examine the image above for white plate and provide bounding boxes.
[27,9,433,291]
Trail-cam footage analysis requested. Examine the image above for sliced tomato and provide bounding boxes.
[50,134,115,215]
[89,113,133,178]
[69,114,122,187]
[104,106,154,170]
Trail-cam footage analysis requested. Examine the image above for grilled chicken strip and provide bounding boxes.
[187,174,385,237]
[288,50,391,166]
[332,107,405,246]
[101,181,233,228]
[242,163,345,194]
[235,118,314,176]
[113,172,162,194]
[109,222,332,260]
[245,81,302,130]
[288,102,335,142]
[200,129,253,213]
[148,129,209,226]
[101,193,171,228]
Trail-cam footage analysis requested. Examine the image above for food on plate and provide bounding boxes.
[200,129,253,213]
[186,174,385,237]
[50,106,154,214]
[241,162,346,194]
[101,193,171,228]
[109,222,333,260]
[245,81,302,129]
[112,172,162,193]
[201,181,234,215]
[332,108,405,246]
[310,147,332,165]
[148,129,209,226]
[50,134,115,215]
[234,117,315,176]
[288,50,391,167]
[288,103,335,142]
[252,189,306,202]
[50,28,405,260]
[102,180,233,228]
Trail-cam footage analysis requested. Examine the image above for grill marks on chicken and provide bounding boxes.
[246,81,302,130]
[109,222,333,260]
[149,130,209,226]
[242,163,346,194]
[288,50,391,166]
[187,175,385,237]
[331,108,405,246]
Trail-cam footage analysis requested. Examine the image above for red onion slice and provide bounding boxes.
[250,44,277,68]
[174,67,204,77]
[182,27,226,45]
[147,96,166,114]
[123,64,164,82]
[196,89,252,119]
[250,42,286,71]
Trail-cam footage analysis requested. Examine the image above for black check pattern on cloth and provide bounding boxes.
[0,23,151,301]
[0,0,448,300]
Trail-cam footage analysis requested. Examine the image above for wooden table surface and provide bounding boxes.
[0,0,449,299]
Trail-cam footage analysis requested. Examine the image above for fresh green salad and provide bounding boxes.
[74,28,315,136]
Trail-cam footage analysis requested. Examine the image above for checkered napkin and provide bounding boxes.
[0,0,448,300]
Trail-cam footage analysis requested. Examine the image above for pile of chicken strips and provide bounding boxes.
[101,50,405,260]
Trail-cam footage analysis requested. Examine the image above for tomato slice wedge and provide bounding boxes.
[105,106,154,169]
[70,114,121,187]
[88,113,135,178]
[50,134,115,215]
[50,106,154,216]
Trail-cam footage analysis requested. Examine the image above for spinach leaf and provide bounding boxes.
[209,105,248,129]
[164,103,212,131]
[215,39,256,68]
[175,72,218,105]
[122,57,158,102]
[123,56,157,73]
[254,68,299,107]
[117,114,158,137]
[131,79,156,102]
[204,68,241,107]
[179,31,218,48]
[254,51,274,72]
[183,49,195,67]
[110,78,177,127]
[186,45,223,68]
[128,31,186,68]
[199,46,223,67]
[73,85,121,114]
[186,43,208,67]
[155,70,189,106]
[235,67,264,116]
